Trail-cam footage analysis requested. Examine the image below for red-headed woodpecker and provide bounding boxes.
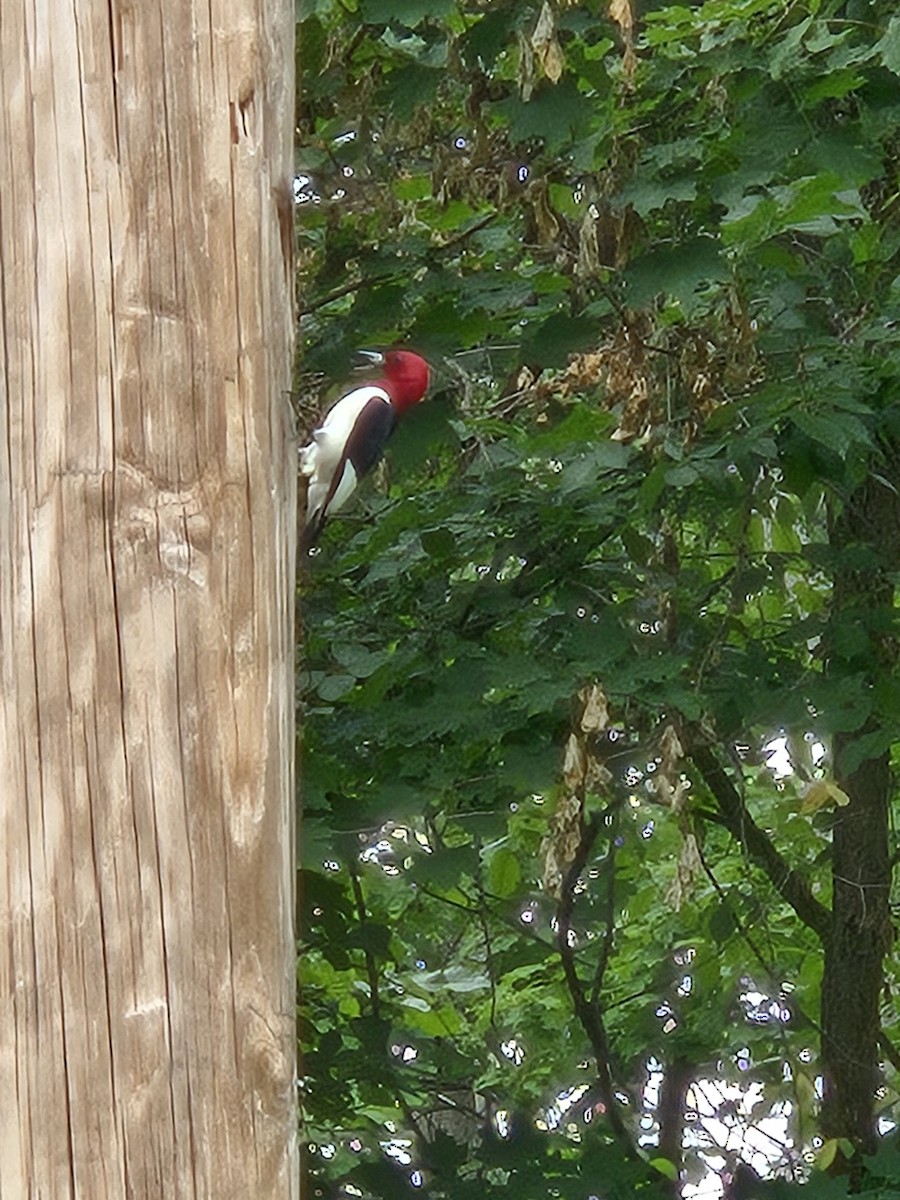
[299,349,430,548]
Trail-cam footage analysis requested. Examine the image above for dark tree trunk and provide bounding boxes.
[820,450,900,1155]
[821,746,891,1153]
[657,1056,692,1195]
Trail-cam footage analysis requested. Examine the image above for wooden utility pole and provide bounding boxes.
[0,3,297,1197]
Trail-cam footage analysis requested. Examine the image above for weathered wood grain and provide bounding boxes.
[0,2,297,1196]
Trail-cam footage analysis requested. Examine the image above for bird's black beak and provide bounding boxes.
[352,349,385,369]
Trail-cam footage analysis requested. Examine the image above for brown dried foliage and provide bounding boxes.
[529,299,761,445]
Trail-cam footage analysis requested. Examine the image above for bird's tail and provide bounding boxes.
[299,510,326,555]
[297,466,322,555]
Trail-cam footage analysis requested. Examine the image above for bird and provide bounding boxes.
[299,349,430,549]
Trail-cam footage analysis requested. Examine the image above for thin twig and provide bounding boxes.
[476,874,499,1029]
[349,867,381,1020]
[878,1033,900,1075]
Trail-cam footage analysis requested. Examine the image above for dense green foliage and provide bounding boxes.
[297,1,900,1196]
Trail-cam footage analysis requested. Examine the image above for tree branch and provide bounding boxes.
[299,213,498,316]
[688,740,831,943]
[556,811,631,1146]
[298,272,393,315]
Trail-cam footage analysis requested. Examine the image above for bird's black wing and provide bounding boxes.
[345,395,396,479]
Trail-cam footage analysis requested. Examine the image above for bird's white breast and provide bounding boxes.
[300,384,391,520]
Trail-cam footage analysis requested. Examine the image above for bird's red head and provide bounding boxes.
[381,350,430,413]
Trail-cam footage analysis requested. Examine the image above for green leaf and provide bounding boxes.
[420,527,456,557]
[791,410,871,458]
[767,16,812,79]
[299,17,328,79]
[802,67,865,104]
[839,728,896,777]
[721,194,779,248]
[381,61,443,117]
[393,174,432,202]
[408,845,477,891]
[317,673,357,701]
[548,183,583,219]
[664,464,699,488]
[875,15,900,75]
[360,0,455,27]
[460,7,514,69]
[777,174,866,231]
[625,238,727,312]
[724,173,867,248]
[346,921,392,954]
[492,77,594,152]
[487,846,521,897]
[410,965,491,994]
[396,998,463,1036]
[333,643,390,678]
[616,175,697,217]
[522,312,598,367]
[709,904,737,946]
[649,1156,679,1182]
